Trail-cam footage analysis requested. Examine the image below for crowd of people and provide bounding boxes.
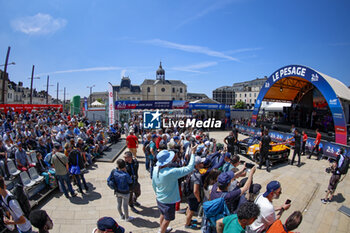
[0,108,346,233]
[0,108,123,232]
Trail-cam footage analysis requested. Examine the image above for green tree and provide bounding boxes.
[97,98,104,104]
[233,101,246,109]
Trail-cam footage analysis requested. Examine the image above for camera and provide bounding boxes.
[325,167,332,173]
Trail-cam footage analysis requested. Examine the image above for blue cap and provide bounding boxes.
[263,181,281,197]
[173,136,180,141]
[224,152,231,158]
[156,150,175,166]
[97,217,124,233]
[17,141,22,146]
[196,145,205,153]
[151,134,158,139]
[217,171,235,185]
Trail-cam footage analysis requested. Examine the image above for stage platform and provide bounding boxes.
[95,139,126,163]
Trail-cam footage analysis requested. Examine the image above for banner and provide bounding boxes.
[108,84,115,125]
[0,104,63,113]
[115,100,173,110]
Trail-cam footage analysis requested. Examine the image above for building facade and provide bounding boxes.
[212,77,267,108]
[6,81,52,104]
[89,91,108,104]
[112,77,142,101]
[141,63,187,101]
[212,86,235,105]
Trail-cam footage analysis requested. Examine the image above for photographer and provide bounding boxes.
[124,152,141,213]
[321,148,347,204]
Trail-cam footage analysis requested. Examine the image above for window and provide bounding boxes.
[172,88,175,93]
[249,93,251,97]
[172,98,175,100]
[147,87,150,93]
[254,93,257,97]
[239,94,241,97]
[161,88,165,92]
[180,88,183,93]
[245,93,247,97]
[180,98,183,100]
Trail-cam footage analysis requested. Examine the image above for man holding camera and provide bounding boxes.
[124,151,141,213]
[321,148,347,204]
[247,181,291,233]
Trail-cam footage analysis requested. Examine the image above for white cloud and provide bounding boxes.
[11,13,67,35]
[142,39,239,61]
[37,66,122,76]
[177,0,237,28]
[225,47,263,54]
[172,61,218,73]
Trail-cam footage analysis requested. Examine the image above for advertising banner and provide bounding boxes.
[108,85,115,125]
[115,100,173,110]
[251,65,347,145]
[0,104,63,113]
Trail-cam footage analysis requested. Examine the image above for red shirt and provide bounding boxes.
[315,132,321,145]
[126,135,138,148]
[156,136,162,149]
[303,134,308,142]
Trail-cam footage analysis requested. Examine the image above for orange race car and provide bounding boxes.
[246,141,290,164]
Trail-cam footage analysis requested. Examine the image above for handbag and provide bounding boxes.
[69,153,81,175]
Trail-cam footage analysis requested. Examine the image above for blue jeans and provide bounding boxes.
[56,174,75,197]
[75,173,88,193]
[18,227,32,233]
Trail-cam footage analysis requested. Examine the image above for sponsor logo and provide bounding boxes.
[329,99,337,105]
[265,82,270,88]
[311,74,319,82]
[143,110,161,129]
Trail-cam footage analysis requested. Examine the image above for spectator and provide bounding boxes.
[247,181,291,233]
[126,130,138,159]
[308,128,321,160]
[259,129,271,172]
[68,148,89,194]
[111,159,134,222]
[29,210,53,233]
[143,134,152,172]
[203,169,221,202]
[224,132,235,156]
[321,148,346,204]
[124,151,141,213]
[210,166,256,214]
[15,142,35,171]
[51,143,77,198]
[93,217,125,233]
[266,211,303,233]
[0,140,9,179]
[216,202,260,233]
[152,145,197,233]
[185,156,205,229]
[0,176,32,233]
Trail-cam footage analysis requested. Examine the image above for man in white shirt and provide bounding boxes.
[0,177,32,233]
[247,181,291,233]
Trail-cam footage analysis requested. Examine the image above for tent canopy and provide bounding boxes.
[91,100,105,106]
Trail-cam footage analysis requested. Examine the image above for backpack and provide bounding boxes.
[338,154,350,175]
[145,142,151,155]
[203,193,230,230]
[7,184,31,218]
[107,169,117,190]
[182,173,193,197]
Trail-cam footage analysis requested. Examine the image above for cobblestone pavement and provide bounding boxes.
[38,131,350,233]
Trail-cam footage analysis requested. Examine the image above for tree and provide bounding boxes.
[96,98,104,104]
[233,101,246,109]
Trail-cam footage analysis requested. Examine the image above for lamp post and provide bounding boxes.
[44,75,54,104]
[28,65,40,105]
[87,85,95,107]
[1,46,15,104]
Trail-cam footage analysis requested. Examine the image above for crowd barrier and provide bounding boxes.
[237,125,350,159]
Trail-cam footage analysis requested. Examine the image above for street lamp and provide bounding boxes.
[1,46,15,104]
[0,62,15,67]
[87,85,95,107]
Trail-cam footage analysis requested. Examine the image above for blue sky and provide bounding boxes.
[0,0,349,100]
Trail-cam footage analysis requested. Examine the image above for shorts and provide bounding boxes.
[187,198,200,212]
[129,148,137,156]
[157,200,175,221]
[328,174,341,192]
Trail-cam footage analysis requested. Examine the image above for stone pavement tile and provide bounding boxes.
[59,224,86,233]
[50,209,75,220]
[316,223,332,233]
[336,213,350,232]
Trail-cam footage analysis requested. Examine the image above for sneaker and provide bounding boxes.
[166,227,173,233]
[185,224,197,229]
[321,199,329,204]
[125,216,135,222]
[134,201,141,207]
